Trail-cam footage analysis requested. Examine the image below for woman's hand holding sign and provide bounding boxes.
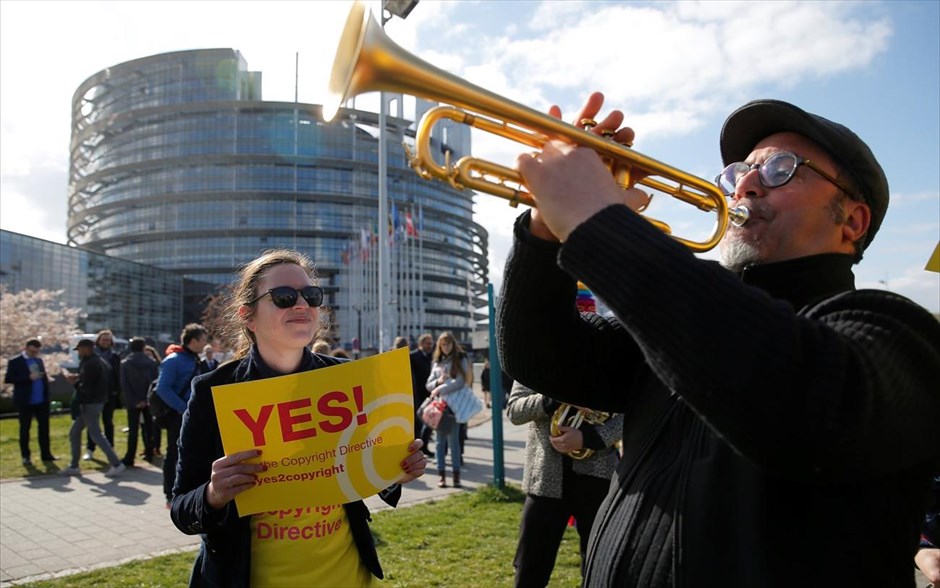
[207,448,265,509]
[399,440,428,484]
[207,440,426,509]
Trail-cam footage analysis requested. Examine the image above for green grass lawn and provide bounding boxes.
[0,410,141,478]
[3,414,583,587]
[19,485,584,588]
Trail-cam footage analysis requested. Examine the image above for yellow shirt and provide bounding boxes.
[250,504,373,588]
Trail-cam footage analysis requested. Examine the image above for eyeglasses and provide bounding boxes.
[248,285,323,309]
[716,151,853,199]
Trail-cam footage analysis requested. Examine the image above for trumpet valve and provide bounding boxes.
[580,118,598,131]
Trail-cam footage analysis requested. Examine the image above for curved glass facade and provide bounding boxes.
[1,230,183,339]
[68,49,488,349]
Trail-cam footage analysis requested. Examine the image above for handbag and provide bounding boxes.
[421,399,446,429]
[445,385,484,423]
[416,396,433,420]
[421,399,456,434]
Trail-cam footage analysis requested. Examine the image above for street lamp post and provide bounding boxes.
[378,0,419,353]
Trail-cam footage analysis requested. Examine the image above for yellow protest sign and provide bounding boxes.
[212,347,414,515]
[926,241,940,273]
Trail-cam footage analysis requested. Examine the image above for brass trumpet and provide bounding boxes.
[325,2,749,252]
[550,404,612,460]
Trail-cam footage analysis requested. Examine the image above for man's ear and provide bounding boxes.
[842,200,871,248]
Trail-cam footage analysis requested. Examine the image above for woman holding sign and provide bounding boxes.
[170,249,427,587]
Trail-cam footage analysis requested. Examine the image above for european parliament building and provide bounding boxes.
[67,48,488,350]
[0,229,183,339]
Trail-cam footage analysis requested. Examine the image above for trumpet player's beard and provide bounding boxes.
[719,202,774,272]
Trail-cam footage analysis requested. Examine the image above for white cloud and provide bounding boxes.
[449,1,894,136]
[0,181,68,244]
[857,261,940,311]
[890,189,940,206]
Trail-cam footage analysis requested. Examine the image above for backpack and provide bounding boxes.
[147,378,169,418]
[148,356,199,419]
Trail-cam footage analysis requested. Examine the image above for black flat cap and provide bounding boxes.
[720,99,889,250]
[73,339,94,350]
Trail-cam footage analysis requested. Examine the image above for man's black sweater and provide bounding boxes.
[497,206,940,587]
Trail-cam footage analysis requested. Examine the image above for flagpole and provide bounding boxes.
[418,203,424,334]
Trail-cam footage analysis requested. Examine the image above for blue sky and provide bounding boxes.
[1,1,937,312]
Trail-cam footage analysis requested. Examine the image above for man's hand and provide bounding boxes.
[64,372,79,385]
[549,425,584,454]
[518,92,647,242]
[915,547,940,584]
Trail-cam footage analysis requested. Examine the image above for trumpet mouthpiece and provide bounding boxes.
[730,206,750,227]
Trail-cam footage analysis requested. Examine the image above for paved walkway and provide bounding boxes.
[2,412,930,587]
[0,407,525,586]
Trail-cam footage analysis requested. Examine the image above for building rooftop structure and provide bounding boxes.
[68,48,488,350]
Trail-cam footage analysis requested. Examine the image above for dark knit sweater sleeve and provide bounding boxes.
[559,204,940,480]
[497,211,646,414]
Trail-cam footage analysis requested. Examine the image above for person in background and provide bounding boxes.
[393,336,409,350]
[311,339,332,355]
[4,339,56,466]
[143,346,161,363]
[170,248,426,586]
[143,345,163,458]
[84,329,121,461]
[119,337,159,466]
[480,357,492,409]
[61,339,125,477]
[199,344,219,373]
[155,323,208,507]
[410,333,434,458]
[507,381,623,587]
[426,332,481,488]
[497,94,940,585]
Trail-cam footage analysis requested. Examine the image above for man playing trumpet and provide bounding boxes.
[497,94,940,586]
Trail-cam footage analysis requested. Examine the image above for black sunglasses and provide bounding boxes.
[716,150,854,199]
[248,285,323,309]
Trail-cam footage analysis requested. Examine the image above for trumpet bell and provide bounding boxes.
[325,1,749,252]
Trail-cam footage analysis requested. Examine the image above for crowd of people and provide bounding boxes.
[4,93,938,586]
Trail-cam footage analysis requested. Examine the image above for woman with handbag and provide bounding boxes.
[170,249,427,587]
[426,332,482,488]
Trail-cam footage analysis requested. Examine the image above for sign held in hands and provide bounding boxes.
[212,347,414,515]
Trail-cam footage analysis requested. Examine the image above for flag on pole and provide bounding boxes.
[360,228,371,261]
